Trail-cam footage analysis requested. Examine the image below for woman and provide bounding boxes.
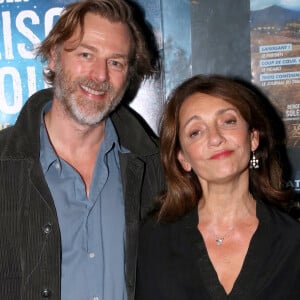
[136,75,300,300]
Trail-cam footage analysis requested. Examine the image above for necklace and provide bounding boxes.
[198,193,255,246]
[213,226,234,246]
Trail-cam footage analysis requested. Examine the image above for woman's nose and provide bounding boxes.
[207,126,225,146]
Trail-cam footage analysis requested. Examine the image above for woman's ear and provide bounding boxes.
[250,129,259,152]
[177,150,192,172]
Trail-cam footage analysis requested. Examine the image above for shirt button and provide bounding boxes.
[93,297,99,300]
[89,252,95,258]
[42,223,52,235]
[41,288,52,298]
[55,162,60,170]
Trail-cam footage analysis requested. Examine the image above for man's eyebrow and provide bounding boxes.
[78,43,129,60]
[78,43,97,52]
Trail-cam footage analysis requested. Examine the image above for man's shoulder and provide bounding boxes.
[111,104,159,155]
[0,125,13,142]
[0,88,52,158]
[25,88,53,107]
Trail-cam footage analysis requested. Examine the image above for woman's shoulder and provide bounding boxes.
[258,199,300,243]
[260,200,299,224]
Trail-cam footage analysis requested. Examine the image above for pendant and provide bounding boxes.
[216,237,224,246]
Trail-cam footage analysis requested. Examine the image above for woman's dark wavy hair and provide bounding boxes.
[36,0,159,91]
[158,74,292,222]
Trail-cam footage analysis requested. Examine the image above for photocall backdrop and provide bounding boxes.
[188,0,300,197]
[1,0,300,194]
[0,0,191,133]
[250,0,300,194]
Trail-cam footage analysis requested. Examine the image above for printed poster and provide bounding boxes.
[0,0,73,129]
[250,0,300,147]
[250,0,300,192]
[0,0,191,134]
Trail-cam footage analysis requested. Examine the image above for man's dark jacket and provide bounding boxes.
[0,89,164,300]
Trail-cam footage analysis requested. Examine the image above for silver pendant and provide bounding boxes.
[216,237,224,246]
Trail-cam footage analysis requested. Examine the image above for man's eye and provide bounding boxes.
[108,60,126,71]
[112,61,121,66]
[81,52,91,59]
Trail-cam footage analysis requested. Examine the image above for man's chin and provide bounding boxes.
[70,107,110,126]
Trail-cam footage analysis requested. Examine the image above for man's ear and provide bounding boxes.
[177,150,192,172]
[48,46,58,71]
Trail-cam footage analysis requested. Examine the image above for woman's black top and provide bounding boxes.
[136,200,300,300]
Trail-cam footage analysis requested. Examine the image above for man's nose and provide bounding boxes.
[91,59,108,82]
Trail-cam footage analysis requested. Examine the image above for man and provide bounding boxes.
[0,0,164,299]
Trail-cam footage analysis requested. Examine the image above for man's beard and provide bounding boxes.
[53,64,125,126]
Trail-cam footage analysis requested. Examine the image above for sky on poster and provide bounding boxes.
[0,0,74,125]
[251,0,300,11]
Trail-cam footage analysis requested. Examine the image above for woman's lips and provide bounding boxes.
[210,150,233,160]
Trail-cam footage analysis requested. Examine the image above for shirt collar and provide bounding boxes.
[40,101,129,175]
[40,101,59,174]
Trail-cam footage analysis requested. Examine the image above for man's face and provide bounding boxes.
[49,12,132,125]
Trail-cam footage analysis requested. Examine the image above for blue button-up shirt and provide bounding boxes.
[40,102,128,300]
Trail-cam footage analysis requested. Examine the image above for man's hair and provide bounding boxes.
[36,0,159,89]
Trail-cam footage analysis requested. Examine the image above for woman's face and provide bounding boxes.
[177,92,259,184]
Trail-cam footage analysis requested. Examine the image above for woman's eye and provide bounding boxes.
[224,118,237,125]
[190,129,201,137]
